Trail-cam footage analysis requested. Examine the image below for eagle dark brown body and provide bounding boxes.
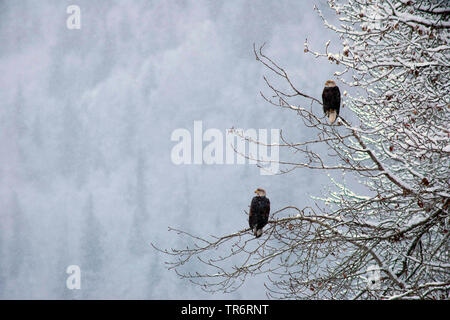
[322,80,341,124]
[249,188,270,238]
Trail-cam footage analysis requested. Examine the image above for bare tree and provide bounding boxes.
[154,0,449,299]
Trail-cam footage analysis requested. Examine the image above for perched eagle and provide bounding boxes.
[249,188,270,238]
[322,80,341,124]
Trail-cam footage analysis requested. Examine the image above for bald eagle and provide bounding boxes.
[249,188,270,238]
[322,80,341,124]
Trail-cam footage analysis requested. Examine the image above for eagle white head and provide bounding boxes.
[254,188,266,197]
[324,80,337,88]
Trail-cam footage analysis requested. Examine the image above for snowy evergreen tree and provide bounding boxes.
[58,102,89,187]
[8,195,30,279]
[128,151,149,255]
[5,194,34,298]
[12,85,27,138]
[80,194,104,298]
[54,214,77,300]
[32,113,43,150]
[0,231,5,299]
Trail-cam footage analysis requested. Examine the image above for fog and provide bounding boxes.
[0,0,341,299]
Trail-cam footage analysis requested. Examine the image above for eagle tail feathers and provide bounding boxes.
[328,110,337,124]
[254,228,263,238]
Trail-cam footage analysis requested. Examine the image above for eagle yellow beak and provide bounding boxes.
[254,190,258,194]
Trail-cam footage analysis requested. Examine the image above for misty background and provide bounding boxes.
[0,0,342,299]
